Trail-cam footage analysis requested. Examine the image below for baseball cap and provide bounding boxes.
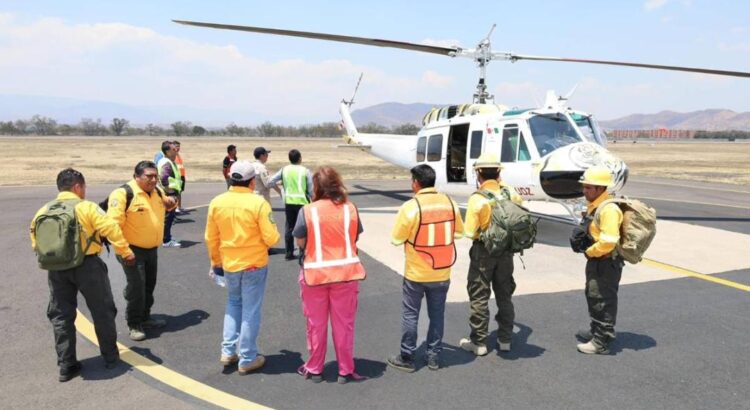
[229,160,256,182]
[253,147,271,159]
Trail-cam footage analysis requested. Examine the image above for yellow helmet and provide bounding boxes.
[579,166,613,187]
[473,153,503,170]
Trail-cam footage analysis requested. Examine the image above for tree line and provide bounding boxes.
[0,115,421,137]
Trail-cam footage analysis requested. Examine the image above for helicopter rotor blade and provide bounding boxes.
[501,53,750,78]
[173,20,459,57]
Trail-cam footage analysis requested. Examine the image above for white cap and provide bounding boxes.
[229,160,256,182]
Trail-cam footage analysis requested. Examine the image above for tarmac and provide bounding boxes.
[1,177,748,409]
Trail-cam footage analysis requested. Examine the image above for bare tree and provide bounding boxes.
[110,118,130,136]
[79,118,107,136]
[30,115,58,135]
[171,121,192,136]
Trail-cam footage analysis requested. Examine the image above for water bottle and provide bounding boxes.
[211,266,226,287]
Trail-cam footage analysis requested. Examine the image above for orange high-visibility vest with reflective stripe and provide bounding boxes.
[302,199,366,286]
[409,193,457,269]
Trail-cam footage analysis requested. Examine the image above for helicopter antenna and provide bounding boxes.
[564,83,579,100]
[344,72,364,106]
[473,24,496,104]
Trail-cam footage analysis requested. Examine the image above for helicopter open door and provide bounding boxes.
[446,123,470,183]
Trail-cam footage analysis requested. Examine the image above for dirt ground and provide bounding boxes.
[0,137,747,186]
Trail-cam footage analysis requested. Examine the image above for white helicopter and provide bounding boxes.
[173,20,750,221]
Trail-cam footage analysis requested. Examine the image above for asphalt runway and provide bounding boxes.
[2,178,748,409]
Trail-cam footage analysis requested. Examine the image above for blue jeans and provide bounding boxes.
[400,278,450,361]
[222,266,268,367]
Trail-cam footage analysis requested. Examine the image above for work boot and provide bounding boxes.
[427,355,440,371]
[104,358,120,370]
[142,317,166,328]
[338,372,368,384]
[576,329,593,342]
[387,354,416,373]
[297,365,323,383]
[459,338,488,356]
[577,341,610,355]
[238,355,265,375]
[220,354,239,366]
[129,325,146,341]
[498,341,512,352]
[285,252,295,261]
[59,361,82,382]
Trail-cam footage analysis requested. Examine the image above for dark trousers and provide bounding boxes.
[164,208,176,243]
[585,256,624,348]
[400,278,450,360]
[118,246,158,327]
[285,204,303,255]
[47,255,118,368]
[467,242,516,345]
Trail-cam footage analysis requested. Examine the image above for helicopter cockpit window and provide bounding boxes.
[427,134,442,162]
[470,130,483,159]
[572,113,607,146]
[519,132,531,161]
[416,136,426,162]
[528,113,583,157]
[500,125,519,162]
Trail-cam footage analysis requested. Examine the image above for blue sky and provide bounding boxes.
[1,0,749,124]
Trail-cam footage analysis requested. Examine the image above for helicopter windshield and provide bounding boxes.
[527,113,583,156]
[572,113,608,147]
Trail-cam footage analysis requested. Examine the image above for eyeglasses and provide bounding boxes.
[140,174,158,180]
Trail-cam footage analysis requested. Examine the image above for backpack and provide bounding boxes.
[98,184,162,251]
[475,189,537,256]
[594,197,657,264]
[34,199,95,271]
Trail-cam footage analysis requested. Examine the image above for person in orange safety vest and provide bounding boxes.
[293,166,367,384]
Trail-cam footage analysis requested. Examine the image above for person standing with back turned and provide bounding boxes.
[31,168,135,381]
[269,149,312,260]
[205,161,280,374]
[459,153,523,356]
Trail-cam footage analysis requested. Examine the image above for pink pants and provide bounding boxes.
[299,272,360,376]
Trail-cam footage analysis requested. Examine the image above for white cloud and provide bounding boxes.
[644,0,669,11]
[0,16,461,123]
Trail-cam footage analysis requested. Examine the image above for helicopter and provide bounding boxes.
[173,20,750,221]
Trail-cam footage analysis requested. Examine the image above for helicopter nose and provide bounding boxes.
[538,142,628,199]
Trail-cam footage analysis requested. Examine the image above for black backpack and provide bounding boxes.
[98,184,162,251]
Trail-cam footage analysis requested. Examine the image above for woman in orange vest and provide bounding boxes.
[292,166,367,384]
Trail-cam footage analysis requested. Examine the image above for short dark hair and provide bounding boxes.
[288,149,301,164]
[56,168,85,192]
[172,140,180,146]
[410,164,436,189]
[478,168,499,180]
[230,178,254,187]
[227,144,236,154]
[134,160,157,177]
[161,140,173,154]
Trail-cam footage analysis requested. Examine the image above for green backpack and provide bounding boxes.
[475,189,537,256]
[594,197,657,264]
[34,199,96,271]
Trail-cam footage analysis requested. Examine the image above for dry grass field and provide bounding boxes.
[0,137,747,186]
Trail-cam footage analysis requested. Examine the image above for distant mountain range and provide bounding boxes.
[2,94,748,131]
[351,103,750,131]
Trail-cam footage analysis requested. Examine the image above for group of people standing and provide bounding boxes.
[32,144,625,384]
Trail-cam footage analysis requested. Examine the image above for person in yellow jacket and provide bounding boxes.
[30,168,134,382]
[574,166,624,355]
[460,153,523,356]
[387,164,464,372]
[205,160,280,375]
[107,160,177,341]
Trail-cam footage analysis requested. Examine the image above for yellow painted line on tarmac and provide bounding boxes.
[643,259,750,293]
[74,311,272,410]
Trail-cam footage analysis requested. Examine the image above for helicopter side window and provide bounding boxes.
[416,136,427,162]
[427,134,442,162]
[528,114,583,156]
[470,130,483,159]
[519,132,531,161]
[500,125,519,162]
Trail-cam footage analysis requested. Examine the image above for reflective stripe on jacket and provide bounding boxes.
[302,199,365,286]
[409,192,457,269]
[282,165,309,205]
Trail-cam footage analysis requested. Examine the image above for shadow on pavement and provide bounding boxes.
[129,347,164,364]
[611,331,657,354]
[79,356,130,381]
[148,310,210,337]
[493,322,546,360]
[262,349,304,375]
[173,240,200,249]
